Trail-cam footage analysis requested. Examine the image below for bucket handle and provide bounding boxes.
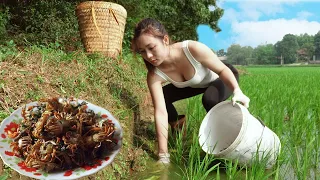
[256,116,266,127]
[235,102,266,127]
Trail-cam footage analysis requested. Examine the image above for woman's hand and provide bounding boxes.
[157,152,170,164]
[232,88,250,108]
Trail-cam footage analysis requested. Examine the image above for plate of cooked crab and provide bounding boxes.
[0,97,123,179]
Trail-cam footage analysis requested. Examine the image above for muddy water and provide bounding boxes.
[129,161,182,180]
[129,161,230,180]
[130,161,320,180]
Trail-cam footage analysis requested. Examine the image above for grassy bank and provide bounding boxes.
[0,44,156,179]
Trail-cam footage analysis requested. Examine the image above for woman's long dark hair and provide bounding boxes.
[131,18,169,72]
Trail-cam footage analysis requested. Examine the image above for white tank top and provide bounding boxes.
[154,40,219,88]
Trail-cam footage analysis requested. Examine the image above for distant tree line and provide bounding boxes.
[217,32,320,65]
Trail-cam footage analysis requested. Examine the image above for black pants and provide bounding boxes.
[163,63,239,122]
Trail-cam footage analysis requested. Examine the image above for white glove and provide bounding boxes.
[157,152,170,164]
[232,88,250,108]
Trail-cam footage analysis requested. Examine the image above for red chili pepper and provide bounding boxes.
[64,170,73,176]
[82,165,92,170]
[5,151,14,156]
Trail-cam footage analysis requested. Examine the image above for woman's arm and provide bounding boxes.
[187,41,250,108]
[147,71,169,156]
[187,41,239,91]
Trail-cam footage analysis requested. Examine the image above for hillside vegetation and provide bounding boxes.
[0,44,157,179]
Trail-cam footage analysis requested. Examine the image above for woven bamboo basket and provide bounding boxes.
[76,1,127,58]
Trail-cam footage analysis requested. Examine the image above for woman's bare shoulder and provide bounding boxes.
[188,40,211,51]
[186,40,213,60]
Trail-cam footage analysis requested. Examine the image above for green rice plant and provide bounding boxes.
[242,66,320,180]
[223,159,244,180]
[183,131,219,179]
[216,167,220,180]
[245,144,277,180]
[169,96,220,180]
[169,128,187,166]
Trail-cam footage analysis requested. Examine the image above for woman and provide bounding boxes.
[131,18,250,164]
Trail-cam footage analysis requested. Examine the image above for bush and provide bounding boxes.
[0,40,18,62]
[0,6,10,41]
[5,1,82,50]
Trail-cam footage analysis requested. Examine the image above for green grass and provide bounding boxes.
[169,66,320,180]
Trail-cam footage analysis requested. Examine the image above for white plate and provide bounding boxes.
[0,99,123,179]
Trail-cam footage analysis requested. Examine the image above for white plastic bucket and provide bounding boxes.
[198,100,281,169]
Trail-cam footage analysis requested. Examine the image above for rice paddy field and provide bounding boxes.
[227,66,320,180]
[134,66,320,180]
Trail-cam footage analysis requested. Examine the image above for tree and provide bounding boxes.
[217,49,226,56]
[274,41,284,64]
[252,44,276,64]
[242,46,254,65]
[296,33,314,48]
[314,31,320,59]
[152,0,224,41]
[227,44,253,65]
[2,0,224,49]
[227,44,242,65]
[274,34,299,64]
